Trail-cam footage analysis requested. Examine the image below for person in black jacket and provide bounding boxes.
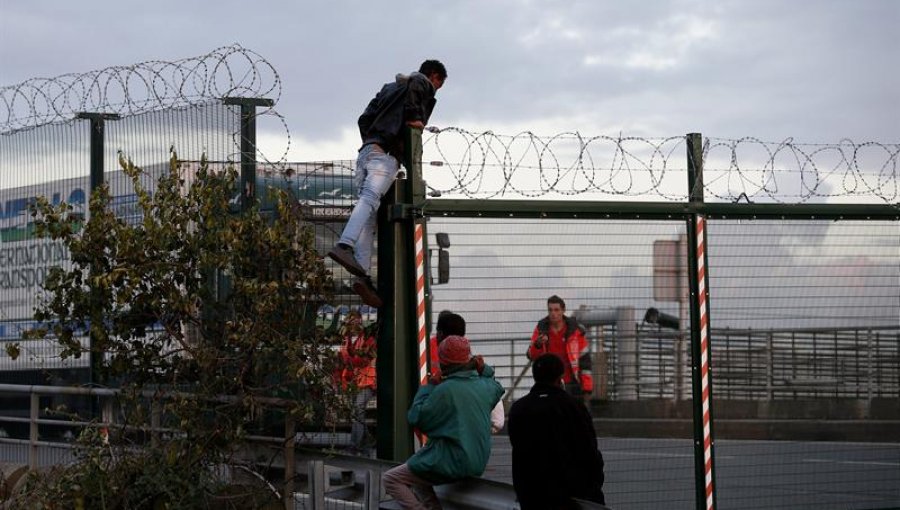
[328,60,447,307]
[508,353,606,510]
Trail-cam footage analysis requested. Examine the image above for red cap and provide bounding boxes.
[438,335,471,365]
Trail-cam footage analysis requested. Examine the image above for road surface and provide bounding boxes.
[484,436,900,510]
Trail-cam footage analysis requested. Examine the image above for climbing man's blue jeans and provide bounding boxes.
[338,143,400,273]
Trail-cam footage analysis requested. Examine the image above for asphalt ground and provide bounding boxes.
[2,432,896,509]
[484,436,900,510]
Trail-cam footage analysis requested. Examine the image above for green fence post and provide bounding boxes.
[212,98,273,311]
[76,112,119,393]
[223,97,274,212]
[407,127,433,382]
[376,179,407,460]
[686,132,717,510]
[76,113,120,193]
[376,127,424,461]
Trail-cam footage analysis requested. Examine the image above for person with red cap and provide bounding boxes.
[427,312,505,433]
[383,334,504,509]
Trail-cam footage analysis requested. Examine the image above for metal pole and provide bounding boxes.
[222,97,273,212]
[375,178,403,459]
[151,402,160,448]
[284,416,295,510]
[29,392,38,470]
[766,333,774,400]
[676,233,688,403]
[866,329,873,405]
[76,112,119,395]
[376,127,422,461]
[308,459,325,509]
[686,132,717,510]
[76,112,120,193]
[618,308,638,400]
[365,469,381,510]
[211,98,272,322]
[408,127,433,395]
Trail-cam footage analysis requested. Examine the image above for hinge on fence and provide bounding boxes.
[389,204,424,222]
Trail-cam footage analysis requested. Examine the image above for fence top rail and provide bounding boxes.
[714,325,900,335]
[0,383,118,397]
[423,198,900,220]
[471,325,899,343]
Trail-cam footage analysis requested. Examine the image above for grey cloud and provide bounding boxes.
[1,0,897,148]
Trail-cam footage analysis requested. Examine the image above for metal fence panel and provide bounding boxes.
[422,215,899,510]
[706,219,899,509]
[0,121,90,375]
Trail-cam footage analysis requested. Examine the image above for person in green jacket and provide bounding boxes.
[383,334,505,509]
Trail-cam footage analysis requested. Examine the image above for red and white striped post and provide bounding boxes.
[696,215,714,510]
[411,222,430,448]
[686,133,716,510]
[414,223,429,387]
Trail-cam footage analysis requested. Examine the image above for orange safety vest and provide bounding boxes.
[340,332,377,389]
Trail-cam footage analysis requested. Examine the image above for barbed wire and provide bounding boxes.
[1,45,895,204]
[703,137,898,204]
[421,128,899,204]
[0,43,281,134]
[422,128,688,200]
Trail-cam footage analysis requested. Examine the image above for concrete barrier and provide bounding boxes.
[591,398,900,442]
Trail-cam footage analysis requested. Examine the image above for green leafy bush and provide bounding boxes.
[7,152,351,508]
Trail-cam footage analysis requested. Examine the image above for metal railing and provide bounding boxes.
[476,325,900,402]
[0,383,613,510]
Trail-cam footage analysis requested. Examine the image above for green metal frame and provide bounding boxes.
[66,99,900,503]
[685,133,716,510]
[376,128,428,461]
[76,112,121,193]
[76,112,120,392]
[422,199,898,221]
[384,130,897,508]
[223,97,274,212]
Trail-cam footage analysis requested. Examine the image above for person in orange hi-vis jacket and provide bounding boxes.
[339,310,377,452]
[526,295,593,399]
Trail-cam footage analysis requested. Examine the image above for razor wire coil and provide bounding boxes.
[1,44,896,205]
[0,44,281,135]
[421,128,899,204]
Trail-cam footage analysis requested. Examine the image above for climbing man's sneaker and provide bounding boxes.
[328,243,367,277]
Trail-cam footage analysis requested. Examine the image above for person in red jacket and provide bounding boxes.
[426,311,505,433]
[428,310,460,380]
[338,310,377,452]
[526,295,593,398]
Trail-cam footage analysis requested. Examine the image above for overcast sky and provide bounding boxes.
[1,0,897,163]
